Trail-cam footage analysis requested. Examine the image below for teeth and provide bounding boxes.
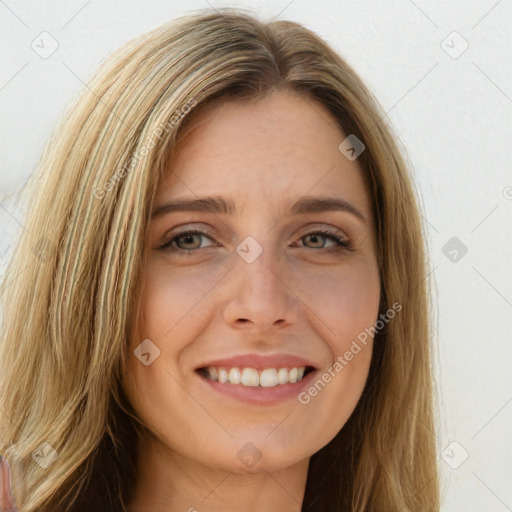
[241,368,259,386]
[259,368,278,387]
[218,368,228,383]
[228,367,242,384]
[277,368,288,384]
[202,366,308,386]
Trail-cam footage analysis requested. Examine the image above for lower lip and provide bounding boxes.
[195,370,317,405]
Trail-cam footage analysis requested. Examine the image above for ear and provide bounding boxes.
[0,456,17,512]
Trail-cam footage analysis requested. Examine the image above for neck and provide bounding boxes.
[126,435,309,512]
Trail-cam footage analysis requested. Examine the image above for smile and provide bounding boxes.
[196,366,315,387]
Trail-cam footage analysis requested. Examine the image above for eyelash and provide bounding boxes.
[157,228,353,254]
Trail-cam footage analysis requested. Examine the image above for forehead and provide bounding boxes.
[156,91,372,221]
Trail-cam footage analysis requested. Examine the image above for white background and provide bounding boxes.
[1,1,511,510]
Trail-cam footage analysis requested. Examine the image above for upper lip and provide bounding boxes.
[195,353,318,371]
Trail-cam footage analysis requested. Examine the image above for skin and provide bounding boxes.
[123,90,381,512]
[0,456,16,511]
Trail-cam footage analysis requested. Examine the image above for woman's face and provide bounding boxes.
[123,90,381,473]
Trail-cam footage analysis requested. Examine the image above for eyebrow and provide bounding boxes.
[152,195,367,223]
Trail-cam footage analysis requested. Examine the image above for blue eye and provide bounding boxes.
[157,228,353,254]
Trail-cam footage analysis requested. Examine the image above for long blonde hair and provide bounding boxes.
[0,9,439,511]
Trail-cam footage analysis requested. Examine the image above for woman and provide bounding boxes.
[0,9,440,511]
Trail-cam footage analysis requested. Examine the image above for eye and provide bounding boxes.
[158,229,216,252]
[296,229,353,253]
[156,227,353,254]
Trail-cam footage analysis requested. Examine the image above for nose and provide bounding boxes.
[221,246,299,334]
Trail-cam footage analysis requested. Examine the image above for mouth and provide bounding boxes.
[193,358,318,405]
[195,365,316,387]
[193,353,319,405]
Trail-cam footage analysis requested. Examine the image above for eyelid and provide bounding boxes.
[160,221,349,238]
[295,223,349,240]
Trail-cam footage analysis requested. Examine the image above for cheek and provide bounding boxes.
[134,259,225,354]
[123,261,226,424]
[289,260,381,351]
[289,261,379,419]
